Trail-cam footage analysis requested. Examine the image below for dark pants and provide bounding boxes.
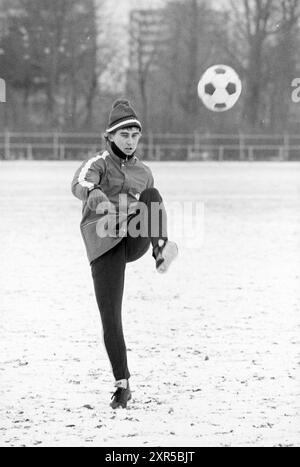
[91,188,168,381]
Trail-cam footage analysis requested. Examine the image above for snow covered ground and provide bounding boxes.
[0,161,299,447]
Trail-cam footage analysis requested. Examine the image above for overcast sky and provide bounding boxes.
[101,0,228,25]
[102,0,164,24]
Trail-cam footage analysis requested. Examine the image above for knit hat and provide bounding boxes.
[106,99,142,133]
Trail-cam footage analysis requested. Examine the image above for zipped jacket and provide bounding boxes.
[71,145,154,264]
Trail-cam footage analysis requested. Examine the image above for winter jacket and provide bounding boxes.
[71,145,154,264]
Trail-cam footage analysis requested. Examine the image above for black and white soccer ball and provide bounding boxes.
[197,65,242,112]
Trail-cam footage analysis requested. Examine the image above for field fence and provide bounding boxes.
[0,132,300,161]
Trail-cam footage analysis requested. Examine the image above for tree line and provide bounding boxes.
[1,0,300,133]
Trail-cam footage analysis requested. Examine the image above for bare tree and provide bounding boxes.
[268,0,300,130]
[229,0,300,130]
[0,0,111,130]
[127,9,166,133]
[155,0,222,132]
[61,0,100,130]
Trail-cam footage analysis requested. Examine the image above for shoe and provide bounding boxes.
[110,384,132,409]
[154,240,178,274]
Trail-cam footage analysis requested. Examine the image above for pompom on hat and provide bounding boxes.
[106,99,142,133]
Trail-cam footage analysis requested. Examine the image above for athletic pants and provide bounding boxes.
[91,188,168,381]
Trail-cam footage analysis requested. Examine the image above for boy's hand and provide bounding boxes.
[87,188,111,211]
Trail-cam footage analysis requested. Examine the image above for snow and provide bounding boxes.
[0,160,299,447]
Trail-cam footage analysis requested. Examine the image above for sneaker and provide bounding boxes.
[110,385,132,409]
[154,240,178,274]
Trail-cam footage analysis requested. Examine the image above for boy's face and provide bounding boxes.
[109,127,141,156]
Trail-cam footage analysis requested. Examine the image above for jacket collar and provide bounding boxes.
[106,144,138,167]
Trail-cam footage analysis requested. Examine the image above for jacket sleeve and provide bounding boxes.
[71,153,107,202]
[146,168,154,189]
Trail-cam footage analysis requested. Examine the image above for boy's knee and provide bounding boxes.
[140,187,162,203]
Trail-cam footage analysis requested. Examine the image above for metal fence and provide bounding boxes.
[0,131,300,161]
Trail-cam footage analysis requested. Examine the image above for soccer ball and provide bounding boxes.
[197,65,242,112]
